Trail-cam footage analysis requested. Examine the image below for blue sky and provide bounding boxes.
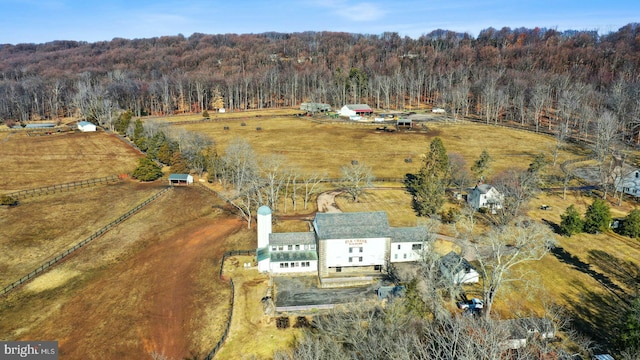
[0,0,638,44]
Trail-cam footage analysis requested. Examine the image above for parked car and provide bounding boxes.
[457,298,484,310]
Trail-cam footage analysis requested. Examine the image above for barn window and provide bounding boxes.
[359,257,363,262]
[394,254,398,260]
[349,247,353,253]
[336,267,342,273]
[278,246,283,251]
[272,246,277,251]
[280,263,285,268]
[404,254,407,259]
[397,244,401,250]
[288,245,293,251]
[310,244,316,250]
[412,244,422,250]
[349,257,353,263]
[359,247,363,253]
[374,265,382,271]
[295,244,300,251]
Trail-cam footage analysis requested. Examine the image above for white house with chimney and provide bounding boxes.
[467,183,503,212]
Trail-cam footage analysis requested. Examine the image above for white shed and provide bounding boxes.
[77,121,97,132]
[468,183,503,212]
[339,104,373,117]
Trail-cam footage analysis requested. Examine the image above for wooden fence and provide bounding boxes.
[0,187,172,296]
[4,175,121,200]
[204,249,255,360]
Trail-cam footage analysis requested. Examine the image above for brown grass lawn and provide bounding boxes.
[0,180,165,289]
[0,131,142,191]
[172,115,576,179]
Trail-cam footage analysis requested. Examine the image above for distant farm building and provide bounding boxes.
[432,108,446,114]
[168,173,193,186]
[396,119,412,129]
[339,104,373,117]
[77,121,97,132]
[19,123,56,129]
[300,102,331,113]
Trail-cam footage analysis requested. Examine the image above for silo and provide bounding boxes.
[257,205,272,250]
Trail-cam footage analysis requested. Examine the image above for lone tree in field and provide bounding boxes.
[559,204,584,236]
[583,198,612,234]
[472,219,556,318]
[340,162,373,202]
[407,137,449,216]
[471,148,492,181]
[132,156,163,181]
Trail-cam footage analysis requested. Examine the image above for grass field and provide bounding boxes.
[0,131,142,191]
[172,114,577,179]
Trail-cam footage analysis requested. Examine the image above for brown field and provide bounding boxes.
[0,131,142,191]
[2,109,639,358]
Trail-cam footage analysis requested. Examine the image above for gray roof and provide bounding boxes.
[271,251,318,262]
[257,205,271,215]
[345,104,372,111]
[475,184,495,194]
[269,232,316,246]
[390,227,428,243]
[440,251,475,273]
[314,212,390,240]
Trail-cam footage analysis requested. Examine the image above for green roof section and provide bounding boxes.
[314,211,390,240]
[257,247,270,262]
[271,251,318,262]
[269,232,316,246]
[168,173,191,181]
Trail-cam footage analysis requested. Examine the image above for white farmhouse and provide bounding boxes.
[77,121,97,132]
[256,207,428,278]
[615,169,640,197]
[467,183,503,212]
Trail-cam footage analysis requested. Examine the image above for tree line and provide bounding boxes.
[1,25,640,143]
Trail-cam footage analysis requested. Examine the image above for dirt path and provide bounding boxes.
[316,190,343,213]
[39,215,244,359]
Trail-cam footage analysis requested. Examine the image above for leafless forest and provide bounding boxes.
[1,25,639,141]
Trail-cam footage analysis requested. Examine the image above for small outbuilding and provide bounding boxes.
[168,173,193,186]
[301,102,331,113]
[440,251,479,284]
[77,121,97,132]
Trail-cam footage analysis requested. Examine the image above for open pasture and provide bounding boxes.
[0,187,250,359]
[175,115,577,179]
[0,181,165,289]
[0,131,141,191]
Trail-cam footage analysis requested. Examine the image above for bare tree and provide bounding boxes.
[259,154,287,211]
[301,171,326,210]
[594,110,621,199]
[472,220,556,319]
[339,162,373,202]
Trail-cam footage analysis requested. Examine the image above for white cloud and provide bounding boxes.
[311,0,386,22]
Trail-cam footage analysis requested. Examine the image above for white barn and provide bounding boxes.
[256,208,428,277]
[168,173,193,186]
[338,104,373,118]
[468,183,503,212]
[77,121,97,132]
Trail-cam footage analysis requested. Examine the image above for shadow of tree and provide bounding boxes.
[588,249,640,301]
[542,218,562,235]
[551,246,624,298]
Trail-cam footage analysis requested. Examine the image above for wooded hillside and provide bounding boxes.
[1,25,639,141]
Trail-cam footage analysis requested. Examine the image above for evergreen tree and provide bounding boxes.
[583,198,611,234]
[132,156,163,181]
[170,152,190,174]
[407,137,449,216]
[618,298,640,354]
[471,149,492,180]
[559,204,583,236]
[619,209,640,238]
